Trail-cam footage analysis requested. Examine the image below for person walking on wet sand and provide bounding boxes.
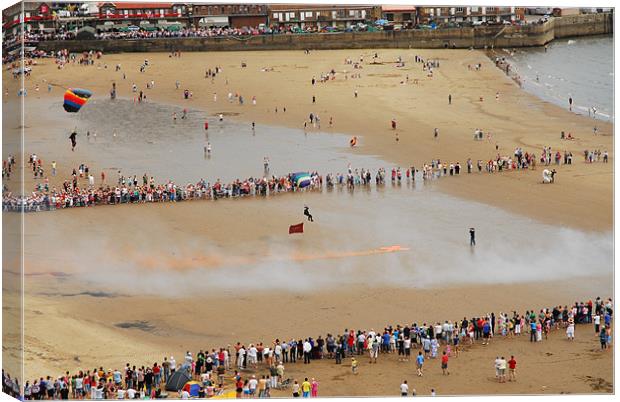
[448,94,452,105]
[304,206,313,222]
[469,228,476,246]
[569,97,573,111]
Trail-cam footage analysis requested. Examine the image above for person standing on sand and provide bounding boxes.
[391,119,396,130]
[434,128,439,139]
[416,352,424,376]
[498,357,507,383]
[311,378,318,397]
[448,94,452,105]
[301,378,311,397]
[594,312,601,334]
[441,351,449,375]
[599,327,608,349]
[351,358,358,375]
[469,228,476,246]
[292,380,300,397]
[508,356,517,381]
[566,318,575,340]
[569,97,573,111]
[400,381,408,396]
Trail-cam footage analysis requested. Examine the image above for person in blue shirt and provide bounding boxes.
[530,321,537,342]
[604,312,611,326]
[482,321,491,345]
[382,333,391,352]
[416,352,425,377]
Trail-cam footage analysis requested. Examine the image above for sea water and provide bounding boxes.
[506,35,614,122]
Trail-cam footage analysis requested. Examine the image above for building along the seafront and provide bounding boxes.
[416,6,525,25]
[96,2,190,31]
[268,4,375,31]
[190,3,268,28]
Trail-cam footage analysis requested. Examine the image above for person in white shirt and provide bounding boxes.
[248,375,258,396]
[75,377,83,397]
[404,337,412,361]
[117,388,126,399]
[494,356,502,380]
[274,343,282,363]
[170,356,176,372]
[303,341,312,364]
[126,388,136,399]
[400,381,409,396]
[237,347,246,369]
[498,356,508,383]
[248,345,258,368]
[95,385,104,400]
[594,313,601,333]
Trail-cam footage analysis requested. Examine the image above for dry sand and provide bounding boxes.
[1,47,613,394]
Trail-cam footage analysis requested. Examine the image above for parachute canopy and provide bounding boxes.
[292,172,311,188]
[63,88,92,112]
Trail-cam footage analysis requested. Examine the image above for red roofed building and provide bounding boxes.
[98,2,188,22]
[2,2,55,34]
[381,5,416,27]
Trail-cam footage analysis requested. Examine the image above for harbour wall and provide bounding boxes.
[36,12,613,53]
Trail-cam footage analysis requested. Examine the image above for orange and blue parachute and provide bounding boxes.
[63,88,92,113]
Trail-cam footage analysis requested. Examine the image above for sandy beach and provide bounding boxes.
[1,46,613,394]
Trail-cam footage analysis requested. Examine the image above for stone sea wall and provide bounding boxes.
[37,12,613,53]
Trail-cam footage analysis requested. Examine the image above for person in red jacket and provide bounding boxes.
[508,355,517,382]
[441,351,449,375]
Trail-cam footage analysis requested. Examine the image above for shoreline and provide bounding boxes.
[486,36,614,123]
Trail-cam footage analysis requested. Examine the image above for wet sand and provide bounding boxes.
[1,48,613,393]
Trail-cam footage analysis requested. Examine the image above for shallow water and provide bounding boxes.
[505,35,614,122]
[23,98,613,296]
[67,98,387,183]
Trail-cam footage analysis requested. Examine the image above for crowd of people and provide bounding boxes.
[11,297,611,400]
[2,137,603,213]
[8,24,339,45]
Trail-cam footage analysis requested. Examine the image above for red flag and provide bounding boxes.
[289,223,304,234]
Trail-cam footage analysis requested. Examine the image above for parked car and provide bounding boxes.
[321,26,340,33]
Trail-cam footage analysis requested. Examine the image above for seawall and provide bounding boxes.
[36,12,613,53]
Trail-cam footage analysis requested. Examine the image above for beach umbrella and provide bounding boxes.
[63,88,92,113]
